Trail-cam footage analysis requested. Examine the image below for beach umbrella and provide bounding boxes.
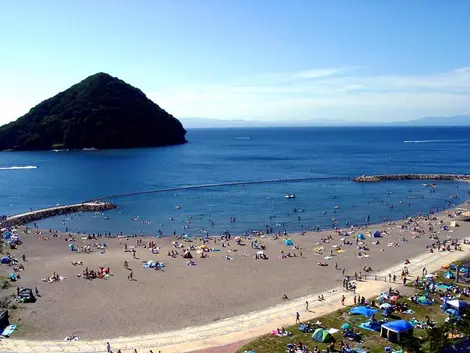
[357,233,366,240]
[380,303,392,309]
[341,323,352,330]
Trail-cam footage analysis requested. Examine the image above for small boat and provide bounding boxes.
[284,194,296,199]
[176,205,181,210]
[423,183,437,188]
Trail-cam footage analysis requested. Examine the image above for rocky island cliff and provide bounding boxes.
[0,73,187,151]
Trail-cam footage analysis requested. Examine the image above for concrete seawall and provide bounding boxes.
[352,174,470,183]
[1,202,116,227]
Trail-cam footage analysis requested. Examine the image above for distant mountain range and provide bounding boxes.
[180,115,470,128]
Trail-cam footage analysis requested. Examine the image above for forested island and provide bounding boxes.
[0,73,187,151]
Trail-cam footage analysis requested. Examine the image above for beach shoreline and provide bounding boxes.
[1,200,469,343]
[1,240,469,353]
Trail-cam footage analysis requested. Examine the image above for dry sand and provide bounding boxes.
[1,207,469,340]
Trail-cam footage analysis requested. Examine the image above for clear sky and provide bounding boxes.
[1,0,469,125]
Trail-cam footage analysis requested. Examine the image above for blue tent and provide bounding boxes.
[284,239,293,246]
[380,320,413,343]
[349,306,377,317]
[443,270,455,279]
[447,300,469,313]
[357,233,366,240]
[446,308,459,318]
[0,257,11,264]
[372,230,381,238]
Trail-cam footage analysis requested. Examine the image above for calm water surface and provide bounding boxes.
[0,127,469,235]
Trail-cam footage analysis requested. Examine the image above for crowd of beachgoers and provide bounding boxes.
[0,190,469,343]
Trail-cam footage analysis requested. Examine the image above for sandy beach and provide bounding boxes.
[1,205,469,341]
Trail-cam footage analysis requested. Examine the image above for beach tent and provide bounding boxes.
[443,270,455,279]
[18,288,36,303]
[357,233,366,240]
[341,323,352,330]
[3,232,11,240]
[447,300,469,313]
[284,239,293,246]
[380,320,413,343]
[446,308,460,318]
[0,310,9,332]
[372,231,381,238]
[349,306,377,317]
[312,328,332,342]
[0,256,10,264]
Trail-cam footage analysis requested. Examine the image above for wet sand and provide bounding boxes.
[1,207,469,340]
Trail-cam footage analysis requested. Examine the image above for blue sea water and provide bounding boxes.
[0,126,469,236]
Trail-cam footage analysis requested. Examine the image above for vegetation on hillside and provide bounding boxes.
[0,73,187,151]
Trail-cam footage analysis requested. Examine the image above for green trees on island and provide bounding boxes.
[0,73,187,151]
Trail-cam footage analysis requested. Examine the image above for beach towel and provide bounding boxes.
[1,324,17,337]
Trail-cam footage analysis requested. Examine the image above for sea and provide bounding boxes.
[0,126,469,237]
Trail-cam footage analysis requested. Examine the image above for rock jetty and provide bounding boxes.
[1,201,116,227]
[353,174,470,183]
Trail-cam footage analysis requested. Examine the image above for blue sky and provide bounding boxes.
[1,0,469,124]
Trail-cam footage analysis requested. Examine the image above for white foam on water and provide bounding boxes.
[404,139,470,143]
[0,166,38,170]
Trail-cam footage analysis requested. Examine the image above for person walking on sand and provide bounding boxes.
[296,312,300,324]
[305,301,309,311]
[128,271,133,281]
[353,296,357,305]
[106,342,112,353]
[341,295,345,305]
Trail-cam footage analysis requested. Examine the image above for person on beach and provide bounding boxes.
[128,271,133,281]
[296,312,300,324]
[305,301,309,311]
[106,342,112,353]
[341,295,345,305]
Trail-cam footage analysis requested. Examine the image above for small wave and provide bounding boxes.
[0,166,38,170]
[404,139,470,143]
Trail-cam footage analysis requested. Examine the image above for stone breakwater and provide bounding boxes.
[1,202,116,227]
[352,174,470,183]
